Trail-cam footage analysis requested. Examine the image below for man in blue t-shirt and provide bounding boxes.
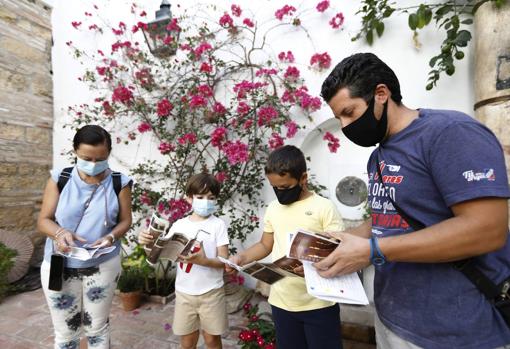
[317,52,510,349]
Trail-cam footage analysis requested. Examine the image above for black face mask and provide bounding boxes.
[273,184,302,205]
[342,97,388,147]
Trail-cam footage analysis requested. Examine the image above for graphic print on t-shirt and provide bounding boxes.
[368,160,410,234]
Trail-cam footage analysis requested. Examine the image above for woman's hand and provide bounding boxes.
[55,230,86,253]
[89,234,114,248]
[138,230,153,245]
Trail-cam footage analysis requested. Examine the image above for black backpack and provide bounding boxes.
[57,167,122,196]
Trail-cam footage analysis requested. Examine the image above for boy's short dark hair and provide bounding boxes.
[265,145,307,181]
[185,173,221,197]
[321,52,402,105]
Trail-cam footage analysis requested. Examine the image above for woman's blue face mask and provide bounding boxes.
[76,157,109,176]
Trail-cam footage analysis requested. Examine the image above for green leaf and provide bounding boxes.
[429,56,439,68]
[455,30,472,47]
[424,8,433,25]
[376,21,385,37]
[383,8,395,18]
[461,18,473,25]
[408,13,418,30]
[366,29,374,45]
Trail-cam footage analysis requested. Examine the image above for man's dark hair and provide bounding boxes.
[265,145,307,181]
[73,125,112,152]
[185,172,221,197]
[321,53,402,105]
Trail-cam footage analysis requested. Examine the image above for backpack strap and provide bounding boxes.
[57,167,74,193]
[111,172,122,196]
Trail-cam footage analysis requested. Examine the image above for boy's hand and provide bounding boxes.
[292,265,304,277]
[225,254,245,273]
[180,243,206,265]
[138,230,153,245]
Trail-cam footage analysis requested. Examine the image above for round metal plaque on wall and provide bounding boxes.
[335,176,368,207]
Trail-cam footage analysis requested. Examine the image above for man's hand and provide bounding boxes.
[313,232,371,278]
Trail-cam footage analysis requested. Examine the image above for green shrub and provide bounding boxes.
[117,267,145,293]
[0,242,17,302]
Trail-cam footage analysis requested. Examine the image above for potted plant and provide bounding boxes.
[0,242,17,303]
[117,267,145,311]
[146,260,176,304]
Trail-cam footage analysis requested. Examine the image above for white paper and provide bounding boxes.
[302,261,369,305]
[62,245,116,261]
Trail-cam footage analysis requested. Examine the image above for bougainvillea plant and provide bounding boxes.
[65,2,345,251]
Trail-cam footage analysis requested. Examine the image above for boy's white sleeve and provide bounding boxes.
[216,219,229,246]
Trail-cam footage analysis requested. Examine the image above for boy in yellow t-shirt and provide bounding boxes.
[229,145,344,349]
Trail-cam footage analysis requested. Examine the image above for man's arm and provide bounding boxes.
[315,197,508,277]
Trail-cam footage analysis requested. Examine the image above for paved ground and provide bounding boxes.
[0,288,375,348]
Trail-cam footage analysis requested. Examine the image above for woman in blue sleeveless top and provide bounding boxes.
[38,125,133,349]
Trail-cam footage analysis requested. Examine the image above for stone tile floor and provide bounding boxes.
[0,289,375,349]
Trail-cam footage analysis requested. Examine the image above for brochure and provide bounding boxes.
[218,256,302,285]
[61,244,116,261]
[147,229,210,265]
[288,229,340,262]
[302,261,369,305]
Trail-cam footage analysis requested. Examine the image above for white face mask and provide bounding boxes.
[76,157,109,176]
[192,198,217,217]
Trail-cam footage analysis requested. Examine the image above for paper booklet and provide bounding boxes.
[288,229,340,262]
[219,256,302,285]
[302,261,369,305]
[60,244,116,261]
[146,228,210,265]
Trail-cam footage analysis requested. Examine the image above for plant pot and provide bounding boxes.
[119,290,143,311]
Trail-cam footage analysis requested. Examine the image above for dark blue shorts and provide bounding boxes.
[271,304,342,349]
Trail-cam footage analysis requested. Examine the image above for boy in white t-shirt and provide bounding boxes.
[139,173,229,349]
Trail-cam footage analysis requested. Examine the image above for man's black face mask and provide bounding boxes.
[341,97,388,147]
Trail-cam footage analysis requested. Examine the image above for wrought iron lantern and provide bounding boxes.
[142,0,180,58]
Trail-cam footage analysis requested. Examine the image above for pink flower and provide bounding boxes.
[163,35,174,45]
[316,0,330,12]
[284,66,300,81]
[199,62,213,73]
[166,18,181,32]
[255,68,278,77]
[96,66,108,76]
[222,140,249,165]
[310,52,332,70]
[158,142,175,154]
[323,131,340,152]
[329,12,345,29]
[189,95,208,109]
[137,122,152,133]
[243,119,253,129]
[102,101,115,116]
[243,18,254,28]
[257,106,279,126]
[212,102,227,115]
[219,12,234,28]
[140,10,147,17]
[71,21,82,29]
[275,5,296,20]
[194,42,213,59]
[231,4,242,17]
[139,192,152,206]
[197,85,213,97]
[269,132,284,149]
[112,84,133,105]
[157,99,174,117]
[278,51,295,63]
[111,41,131,52]
[295,87,322,112]
[237,102,250,116]
[280,90,295,104]
[233,80,267,99]
[163,198,192,222]
[285,121,298,138]
[178,133,198,145]
[215,171,228,183]
[211,127,228,148]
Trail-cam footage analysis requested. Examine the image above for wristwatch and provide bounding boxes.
[369,236,386,266]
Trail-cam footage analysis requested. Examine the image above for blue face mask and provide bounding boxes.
[192,198,217,217]
[76,157,109,176]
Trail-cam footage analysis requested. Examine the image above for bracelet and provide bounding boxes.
[54,227,66,240]
[370,236,387,266]
[107,233,116,243]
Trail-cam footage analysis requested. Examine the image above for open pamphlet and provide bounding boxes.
[302,261,369,305]
[60,244,116,261]
[218,256,302,285]
[288,229,340,262]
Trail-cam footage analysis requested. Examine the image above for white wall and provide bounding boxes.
[51,0,475,254]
